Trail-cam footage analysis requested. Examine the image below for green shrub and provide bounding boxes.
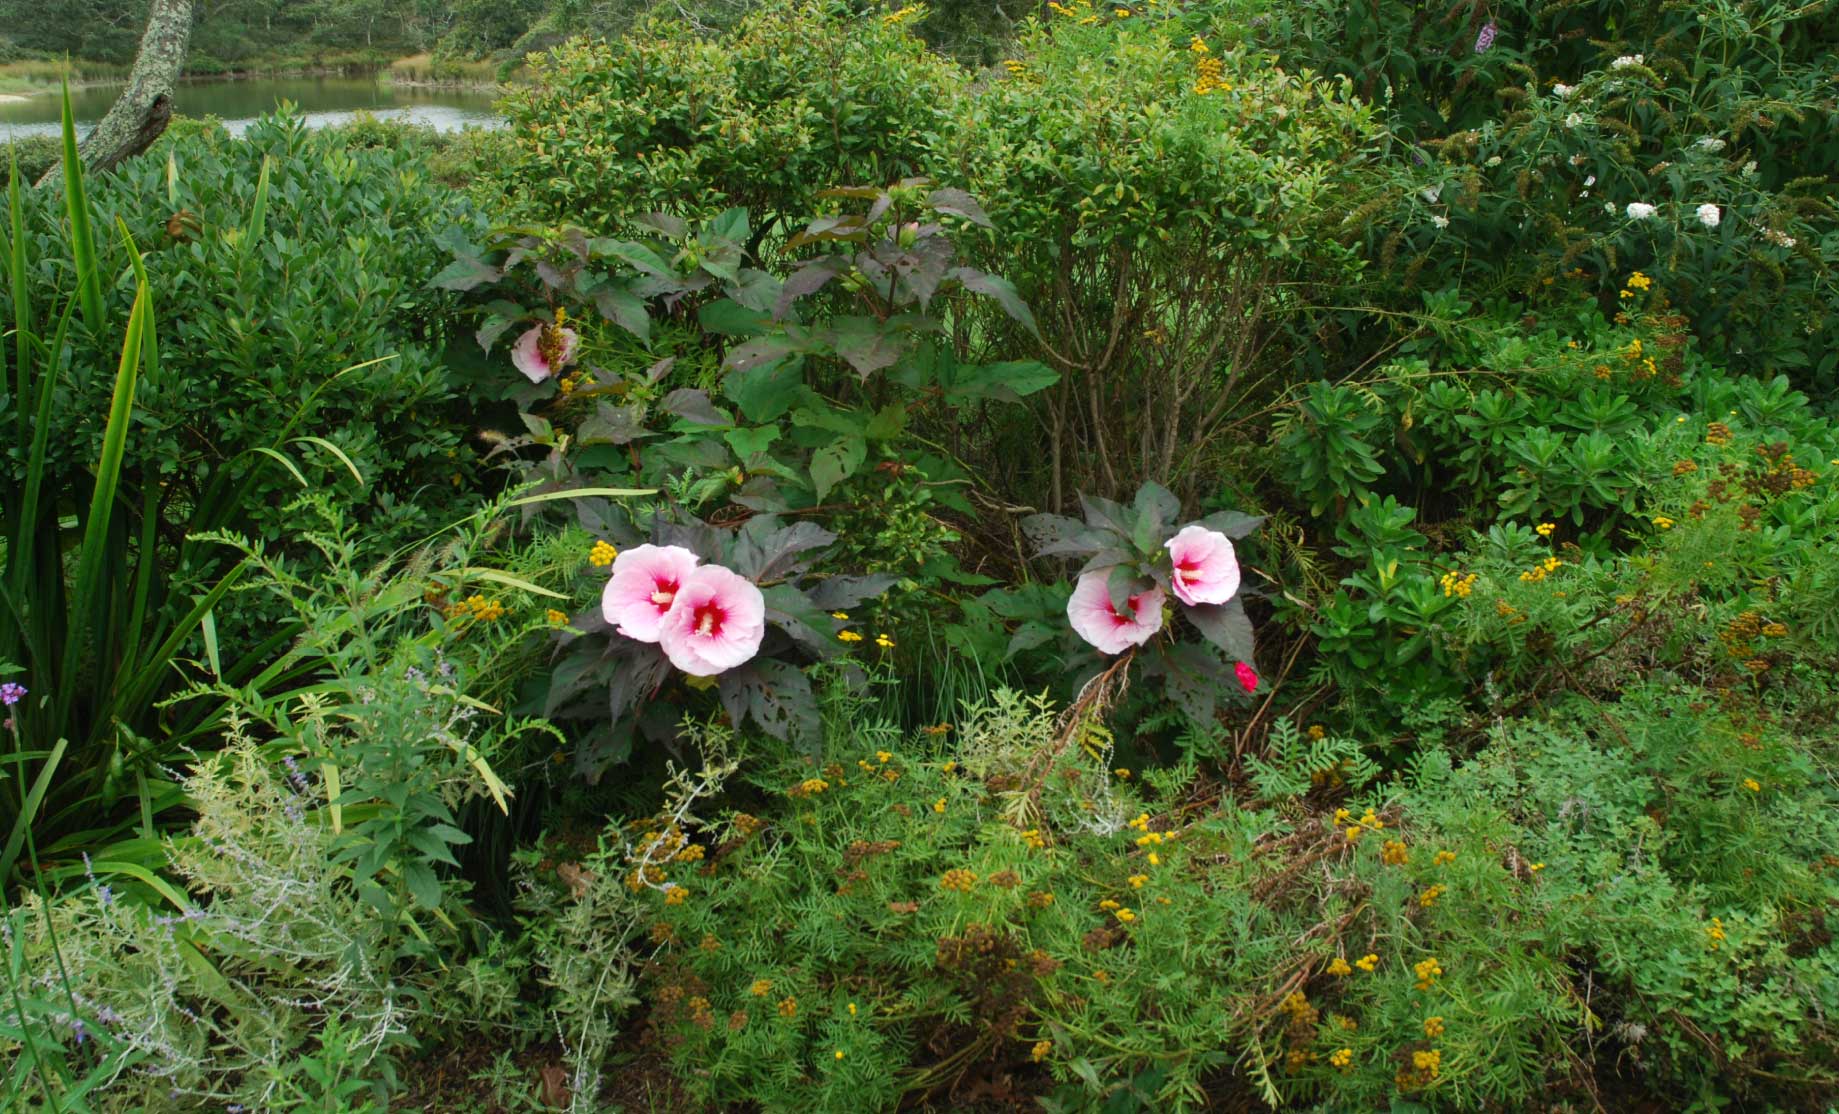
[7,110,485,623]
[494,1,961,232]
[947,3,1386,502]
[1253,0,1839,384]
[615,664,1838,1111]
[2,134,56,183]
[1,495,553,1111]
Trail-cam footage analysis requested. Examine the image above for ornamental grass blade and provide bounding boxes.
[59,83,104,335]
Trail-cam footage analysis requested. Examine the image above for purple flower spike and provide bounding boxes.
[1474,20,1497,53]
[0,682,25,707]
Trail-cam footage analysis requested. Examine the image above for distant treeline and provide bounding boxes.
[0,0,1033,72]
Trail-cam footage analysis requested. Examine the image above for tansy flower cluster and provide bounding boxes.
[447,593,505,622]
[1706,917,1726,949]
[588,539,619,567]
[1619,270,1653,299]
[939,868,978,893]
[1413,956,1443,990]
[1335,805,1384,843]
[1438,570,1477,598]
[1519,556,1563,583]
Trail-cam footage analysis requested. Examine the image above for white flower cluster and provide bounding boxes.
[1611,54,1645,69]
[1696,203,1721,229]
[1695,137,1727,153]
[1552,83,1573,98]
[1761,227,1797,248]
[1626,202,1656,220]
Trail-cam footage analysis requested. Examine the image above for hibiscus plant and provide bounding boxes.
[1022,483,1263,723]
[541,501,894,777]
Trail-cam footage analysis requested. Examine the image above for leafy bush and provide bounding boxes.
[495,1,960,232]
[949,3,1387,501]
[8,109,484,613]
[2,497,543,1110]
[1255,0,1839,383]
[617,665,1839,1111]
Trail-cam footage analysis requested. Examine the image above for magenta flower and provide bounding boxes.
[511,322,581,384]
[1067,570,1165,655]
[657,565,767,676]
[1235,661,1259,693]
[1163,525,1242,607]
[601,544,701,642]
[1474,20,1497,53]
[0,682,23,706]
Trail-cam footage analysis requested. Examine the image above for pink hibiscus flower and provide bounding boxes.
[1067,570,1165,655]
[1164,524,1240,607]
[602,544,700,642]
[511,322,581,384]
[658,564,768,676]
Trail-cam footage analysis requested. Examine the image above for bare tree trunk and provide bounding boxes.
[36,0,193,185]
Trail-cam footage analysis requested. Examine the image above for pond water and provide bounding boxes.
[0,76,502,140]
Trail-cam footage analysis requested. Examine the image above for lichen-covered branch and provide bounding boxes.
[35,0,192,185]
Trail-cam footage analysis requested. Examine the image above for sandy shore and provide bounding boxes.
[0,93,32,104]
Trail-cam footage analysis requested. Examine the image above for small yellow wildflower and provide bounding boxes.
[847,1002,858,1016]
[1031,1040,1053,1062]
[1329,1047,1353,1069]
[834,1050,845,1060]
[1354,953,1379,972]
[1147,852,1161,866]
[1412,1049,1442,1077]
[546,608,568,625]
[1418,884,1446,907]
[1308,724,1326,740]
[1433,850,1457,866]
[750,979,773,997]
[939,868,978,893]
[1114,768,1131,779]
[1536,522,1556,537]
[874,633,895,649]
[1128,874,1149,889]
[831,611,850,621]
[664,885,688,905]
[1706,917,1726,949]
[1424,1015,1446,1038]
[1327,956,1352,976]
[932,798,947,814]
[1189,34,1210,54]
[1413,956,1443,989]
[875,750,891,764]
[838,630,865,643]
[1743,777,1760,792]
[588,540,619,567]
[1382,839,1410,866]
[1626,271,1652,291]
[777,996,798,1019]
[1115,907,1137,923]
